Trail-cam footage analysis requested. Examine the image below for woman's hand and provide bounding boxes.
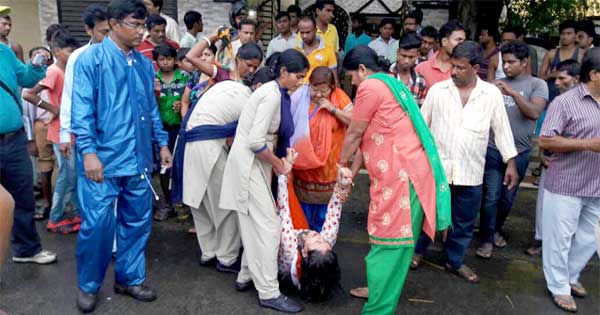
[274,158,293,176]
[317,98,335,112]
[173,100,182,113]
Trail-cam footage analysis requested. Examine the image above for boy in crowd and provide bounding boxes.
[287,4,302,34]
[393,33,426,105]
[23,33,81,234]
[21,47,55,221]
[418,25,438,62]
[137,14,180,70]
[576,19,595,54]
[314,0,339,52]
[477,40,548,258]
[152,44,189,221]
[344,14,371,56]
[266,12,297,59]
[181,10,202,49]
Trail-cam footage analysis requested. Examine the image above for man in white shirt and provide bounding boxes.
[266,12,296,59]
[368,18,398,63]
[180,10,202,49]
[417,41,519,283]
[59,4,109,157]
[143,0,180,44]
[223,19,263,71]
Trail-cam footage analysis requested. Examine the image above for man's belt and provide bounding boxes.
[0,129,22,142]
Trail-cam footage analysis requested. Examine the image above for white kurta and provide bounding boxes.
[182,81,251,265]
[220,80,283,300]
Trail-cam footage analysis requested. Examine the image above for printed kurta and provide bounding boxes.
[353,79,438,246]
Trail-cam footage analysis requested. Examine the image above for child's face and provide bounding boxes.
[157,55,176,72]
[53,47,74,65]
[178,57,195,73]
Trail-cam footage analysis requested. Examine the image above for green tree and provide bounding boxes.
[504,0,591,34]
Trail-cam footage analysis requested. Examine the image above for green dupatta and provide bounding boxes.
[369,73,452,232]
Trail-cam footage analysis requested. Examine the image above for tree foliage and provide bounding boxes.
[504,0,594,34]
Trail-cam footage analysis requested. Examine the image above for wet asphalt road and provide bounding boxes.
[0,176,598,315]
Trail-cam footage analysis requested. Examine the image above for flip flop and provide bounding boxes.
[476,243,493,259]
[349,287,368,299]
[446,264,480,283]
[570,283,587,298]
[551,293,578,313]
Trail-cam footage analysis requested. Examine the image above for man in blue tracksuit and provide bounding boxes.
[71,0,171,312]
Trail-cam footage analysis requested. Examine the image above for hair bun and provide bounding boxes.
[376,55,392,71]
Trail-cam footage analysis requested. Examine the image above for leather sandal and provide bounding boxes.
[551,294,577,312]
[570,282,587,298]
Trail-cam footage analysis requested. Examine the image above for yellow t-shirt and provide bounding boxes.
[295,37,337,82]
[318,24,339,52]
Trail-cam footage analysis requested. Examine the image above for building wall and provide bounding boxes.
[0,0,43,57]
[38,0,58,45]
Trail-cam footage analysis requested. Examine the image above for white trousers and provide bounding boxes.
[542,189,600,295]
[236,163,281,300]
[534,168,546,241]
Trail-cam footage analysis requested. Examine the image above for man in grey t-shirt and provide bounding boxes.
[477,40,549,258]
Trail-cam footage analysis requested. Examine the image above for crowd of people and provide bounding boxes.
[0,0,599,314]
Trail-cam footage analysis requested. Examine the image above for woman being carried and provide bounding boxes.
[290,66,353,231]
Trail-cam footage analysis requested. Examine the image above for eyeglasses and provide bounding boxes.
[120,20,146,31]
[310,85,331,96]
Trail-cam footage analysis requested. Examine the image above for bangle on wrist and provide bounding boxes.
[330,107,337,114]
[36,99,43,107]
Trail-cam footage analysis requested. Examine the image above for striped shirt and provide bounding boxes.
[421,78,518,186]
[540,83,600,198]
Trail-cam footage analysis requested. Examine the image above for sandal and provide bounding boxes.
[476,243,493,259]
[551,294,578,312]
[570,282,587,298]
[349,287,369,299]
[410,254,423,270]
[493,232,507,248]
[446,264,480,283]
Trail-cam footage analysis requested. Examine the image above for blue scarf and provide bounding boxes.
[275,84,294,158]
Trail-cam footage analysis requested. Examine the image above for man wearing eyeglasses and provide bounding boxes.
[70,0,171,312]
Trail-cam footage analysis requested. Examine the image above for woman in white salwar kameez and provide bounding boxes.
[220,49,309,313]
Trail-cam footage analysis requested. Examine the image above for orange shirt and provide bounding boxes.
[40,64,65,144]
[415,51,451,97]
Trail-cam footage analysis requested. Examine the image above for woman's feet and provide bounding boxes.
[551,294,578,312]
[349,286,369,299]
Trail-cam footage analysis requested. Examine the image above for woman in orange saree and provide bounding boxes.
[289,66,353,231]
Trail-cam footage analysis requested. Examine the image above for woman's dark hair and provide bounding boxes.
[379,18,396,30]
[107,0,148,21]
[398,33,422,50]
[300,250,341,302]
[183,10,202,30]
[271,49,309,77]
[309,66,335,88]
[501,40,529,61]
[177,48,190,61]
[556,59,581,77]
[251,67,274,86]
[146,14,167,29]
[152,43,177,60]
[82,4,108,29]
[343,45,391,72]
[236,43,264,61]
[580,47,600,83]
[28,46,53,60]
[451,40,485,66]
[420,25,438,40]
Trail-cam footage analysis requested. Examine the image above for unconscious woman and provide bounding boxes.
[289,66,353,231]
[275,147,353,302]
[219,49,309,313]
[335,45,452,315]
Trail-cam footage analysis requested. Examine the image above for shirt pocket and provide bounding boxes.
[462,108,490,135]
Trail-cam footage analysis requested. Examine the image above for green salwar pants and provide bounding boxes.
[362,183,424,315]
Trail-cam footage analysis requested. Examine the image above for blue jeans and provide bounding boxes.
[49,143,80,222]
[479,147,530,243]
[0,130,42,257]
[301,202,327,232]
[415,185,483,269]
